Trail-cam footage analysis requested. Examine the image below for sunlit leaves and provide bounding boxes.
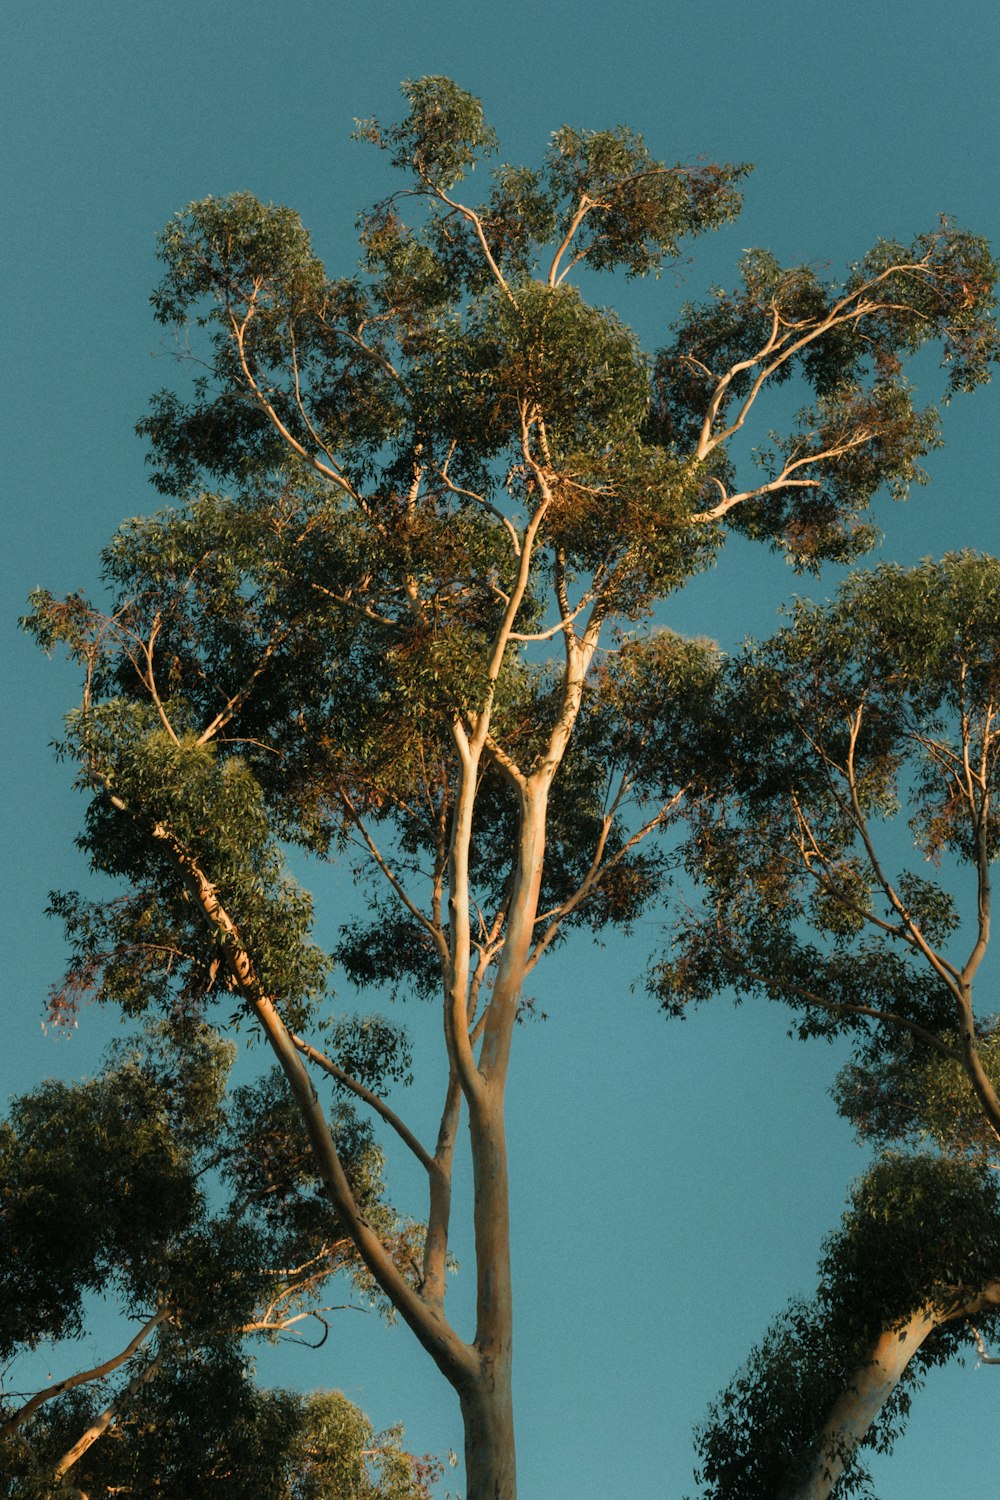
[658,553,1000,1090]
[358,76,499,191]
[546,125,749,279]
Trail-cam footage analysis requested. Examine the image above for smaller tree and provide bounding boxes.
[658,553,1000,1495]
[694,1155,1000,1500]
[7,1377,440,1500]
[0,1023,432,1498]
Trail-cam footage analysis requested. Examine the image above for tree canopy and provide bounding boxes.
[662,554,1000,1497]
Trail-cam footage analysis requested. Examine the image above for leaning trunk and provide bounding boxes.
[789,1281,1000,1500]
[788,1310,936,1500]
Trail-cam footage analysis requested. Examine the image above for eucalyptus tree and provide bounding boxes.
[659,554,1000,1496]
[0,1024,425,1496]
[694,1155,1000,1500]
[26,78,1000,1498]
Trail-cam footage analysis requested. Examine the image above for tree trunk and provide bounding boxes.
[460,1366,517,1500]
[789,1282,1000,1500]
[788,1309,936,1500]
[463,1084,516,1498]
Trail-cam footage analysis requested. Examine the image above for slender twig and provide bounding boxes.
[292,1033,441,1179]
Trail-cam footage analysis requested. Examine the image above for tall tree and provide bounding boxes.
[25,79,999,1497]
[660,554,1000,1495]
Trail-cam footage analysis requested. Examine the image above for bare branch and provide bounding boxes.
[0,1307,169,1442]
[292,1032,441,1180]
[339,787,451,966]
[528,788,687,971]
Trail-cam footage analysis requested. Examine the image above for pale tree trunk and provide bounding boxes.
[461,1370,517,1500]
[788,1283,1000,1500]
[789,1310,937,1500]
[454,793,547,1499]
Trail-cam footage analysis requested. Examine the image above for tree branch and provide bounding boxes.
[0,1308,169,1442]
[292,1032,442,1180]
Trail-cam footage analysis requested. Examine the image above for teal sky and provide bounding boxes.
[4,2,1000,1494]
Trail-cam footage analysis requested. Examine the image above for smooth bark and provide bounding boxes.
[789,1282,1000,1500]
[0,1308,167,1442]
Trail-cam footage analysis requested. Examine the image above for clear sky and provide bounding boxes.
[4,2,1000,1494]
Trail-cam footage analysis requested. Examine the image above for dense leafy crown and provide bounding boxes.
[0,1028,434,1498]
[25,82,1000,1034]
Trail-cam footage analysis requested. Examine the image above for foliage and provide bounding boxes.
[659,554,1000,1083]
[4,1372,437,1500]
[0,1026,428,1495]
[658,555,1000,1495]
[694,1156,1000,1500]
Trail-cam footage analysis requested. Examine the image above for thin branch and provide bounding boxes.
[229,303,360,502]
[971,1325,1000,1366]
[0,1308,169,1442]
[724,956,963,1061]
[844,708,964,991]
[483,733,527,793]
[548,195,595,287]
[338,788,451,965]
[527,789,687,971]
[292,1033,441,1179]
[694,256,943,462]
[95,783,478,1387]
[434,451,522,556]
[690,430,873,523]
[309,580,400,628]
[432,186,515,303]
[196,624,296,745]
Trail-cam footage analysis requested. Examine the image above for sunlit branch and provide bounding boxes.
[309,580,399,628]
[430,184,515,303]
[434,447,522,556]
[483,733,527,792]
[787,792,914,947]
[843,709,964,991]
[548,195,595,287]
[0,1307,170,1442]
[292,1032,441,1179]
[971,1324,1000,1366]
[196,623,296,745]
[690,429,874,523]
[229,301,362,504]
[287,320,361,484]
[693,256,943,462]
[140,613,180,744]
[53,1348,167,1483]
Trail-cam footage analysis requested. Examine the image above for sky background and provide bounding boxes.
[4,1,1000,1494]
